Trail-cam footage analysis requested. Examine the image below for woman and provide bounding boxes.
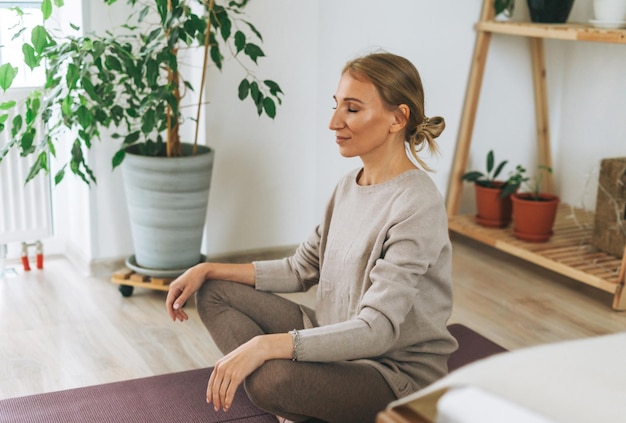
[166,51,457,423]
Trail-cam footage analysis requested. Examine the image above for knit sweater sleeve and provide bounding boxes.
[253,225,322,293]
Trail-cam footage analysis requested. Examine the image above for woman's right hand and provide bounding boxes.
[166,261,256,322]
[165,263,210,322]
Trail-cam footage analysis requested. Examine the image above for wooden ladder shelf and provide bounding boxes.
[446,0,626,310]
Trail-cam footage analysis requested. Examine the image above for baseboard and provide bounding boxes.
[90,256,127,277]
[63,241,94,276]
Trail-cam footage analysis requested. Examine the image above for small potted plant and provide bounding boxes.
[506,164,560,242]
[494,0,515,19]
[462,150,515,228]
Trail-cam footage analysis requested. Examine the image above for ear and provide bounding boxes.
[390,104,410,134]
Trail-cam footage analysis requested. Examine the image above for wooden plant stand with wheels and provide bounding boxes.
[111,268,175,297]
[447,0,626,310]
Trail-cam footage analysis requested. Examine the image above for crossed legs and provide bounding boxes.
[195,280,395,423]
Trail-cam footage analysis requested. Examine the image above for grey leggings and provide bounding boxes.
[195,279,396,423]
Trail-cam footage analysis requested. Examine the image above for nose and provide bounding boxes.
[328,108,344,131]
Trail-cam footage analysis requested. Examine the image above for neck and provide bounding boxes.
[358,141,416,186]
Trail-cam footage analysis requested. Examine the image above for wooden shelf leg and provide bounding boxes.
[446,0,495,217]
[612,246,626,311]
[529,37,555,194]
[446,32,493,216]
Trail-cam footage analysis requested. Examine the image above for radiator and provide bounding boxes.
[0,90,53,249]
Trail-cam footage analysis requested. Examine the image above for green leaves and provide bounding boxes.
[41,0,65,19]
[22,25,55,70]
[487,150,508,180]
[41,0,53,20]
[76,105,94,129]
[31,26,51,53]
[0,64,18,91]
[236,78,282,118]
[26,152,48,184]
[66,63,80,89]
[20,129,35,156]
[494,0,514,17]
[238,79,249,100]
[462,149,508,188]
[22,44,38,70]
[141,108,156,134]
[2,0,284,186]
[264,79,283,102]
[243,43,264,64]
[263,97,275,119]
[0,100,16,110]
[503,164,552,200]
[210,43,223,70]
[234,31,245,53]
[112,148,126,169]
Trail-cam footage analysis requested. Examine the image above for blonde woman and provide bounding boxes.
[166,52,457,423]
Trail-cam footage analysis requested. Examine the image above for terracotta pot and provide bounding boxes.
[511,193,560,242]
[474,182,513,228]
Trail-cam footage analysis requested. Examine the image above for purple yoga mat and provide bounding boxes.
[0,325,505,422]
[0,367,276,423]
[447,323,507,371]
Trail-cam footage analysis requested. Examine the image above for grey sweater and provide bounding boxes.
[254,168,458,398]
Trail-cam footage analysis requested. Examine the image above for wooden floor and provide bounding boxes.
[1,236,624,400]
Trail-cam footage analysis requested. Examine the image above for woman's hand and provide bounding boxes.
[165,263,210,321]
[207,333,294,412]
[166,262,256,322]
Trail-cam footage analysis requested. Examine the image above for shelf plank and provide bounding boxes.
[449,205,624,301]
[476,21,626,44]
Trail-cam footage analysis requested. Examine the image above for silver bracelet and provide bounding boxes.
[288,329,300,361]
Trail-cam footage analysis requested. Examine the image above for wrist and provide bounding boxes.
[197,262,214,280]
[254,333,295,360]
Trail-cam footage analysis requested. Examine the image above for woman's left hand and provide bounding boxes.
[207,333,294,412]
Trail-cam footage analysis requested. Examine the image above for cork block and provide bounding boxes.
[592,157,626,258]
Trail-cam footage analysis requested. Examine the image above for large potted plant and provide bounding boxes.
[526,0,575,23]
[506,164,560,242]
[462,150,516,228]
[0,0,283,275]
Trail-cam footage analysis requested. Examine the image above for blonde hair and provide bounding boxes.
[342,52,445,171]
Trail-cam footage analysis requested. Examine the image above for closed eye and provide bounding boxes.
[332,95,363,113]
[331,106,358,113]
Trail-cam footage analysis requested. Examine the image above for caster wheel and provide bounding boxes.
[119,285,134,297]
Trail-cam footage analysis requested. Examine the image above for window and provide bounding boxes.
[0,1,45,88]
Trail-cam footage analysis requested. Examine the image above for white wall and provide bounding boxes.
[313,0,479,210]
[46,0,626,271]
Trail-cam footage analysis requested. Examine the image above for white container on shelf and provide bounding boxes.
[592,0,626,27]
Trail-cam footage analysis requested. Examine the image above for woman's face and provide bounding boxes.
[329,72,400,159]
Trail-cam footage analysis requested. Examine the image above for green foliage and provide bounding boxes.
[462,150,509,189]
[0,0,284,185]
[503,164,553,200]
[0,64,18,91]
[494,0,515,17]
